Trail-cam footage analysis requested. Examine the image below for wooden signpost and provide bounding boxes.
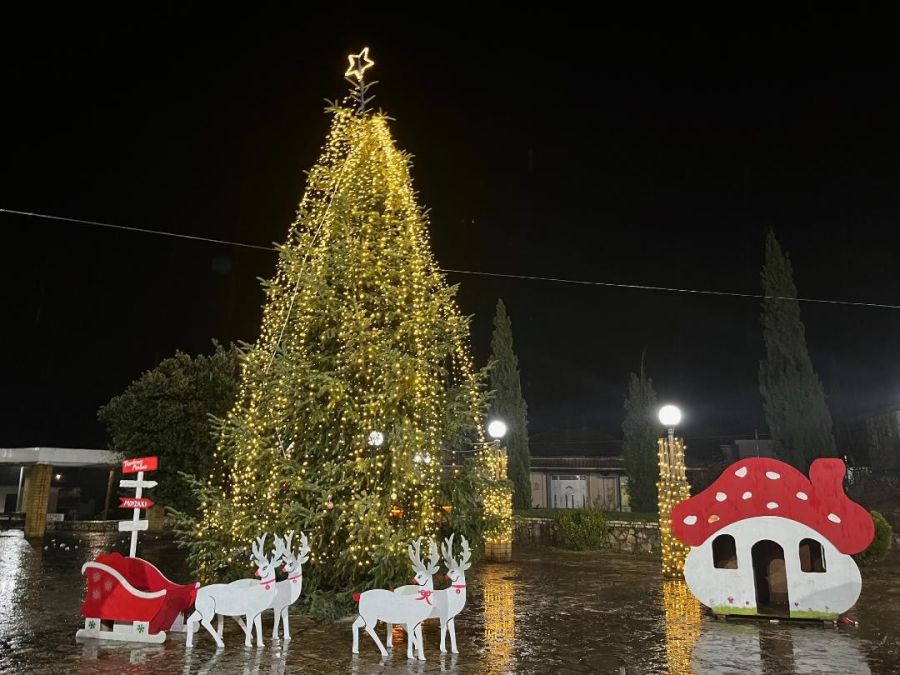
[119,456,158,557]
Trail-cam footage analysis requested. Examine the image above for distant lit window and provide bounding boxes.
[712,534,737,569]
[799,538,826,573]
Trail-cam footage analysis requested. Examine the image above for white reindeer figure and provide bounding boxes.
[186,534,282,648]
[434,534,471,654]
[390,535,471,654]
[233,532,310,642]
[351,539,435,660]
[385,538,440,649]
[270,531,310,641]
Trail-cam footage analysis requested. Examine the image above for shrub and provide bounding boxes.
[554,509,608,550]
[855,510,893,565]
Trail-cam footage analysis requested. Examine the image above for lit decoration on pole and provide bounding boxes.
[657,405,691,578]
[345,47,375,81]
[483,419,513,562]
[196,49,488,589]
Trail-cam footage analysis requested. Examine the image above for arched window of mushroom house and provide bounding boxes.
[799,538,826,573]
[712,534,738,569]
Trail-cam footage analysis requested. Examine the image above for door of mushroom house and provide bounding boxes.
[751,540,789,617]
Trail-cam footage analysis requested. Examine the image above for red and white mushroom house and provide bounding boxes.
[671,457,874,620]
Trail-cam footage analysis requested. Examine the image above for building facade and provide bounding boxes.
[529,456,627,510]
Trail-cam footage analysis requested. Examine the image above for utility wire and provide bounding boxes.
[4,207,899,311]
[1,208,275,252]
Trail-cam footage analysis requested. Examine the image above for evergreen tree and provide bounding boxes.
[98,343,239,513]
[194,53,488,593]
[489,299,531,509]
[621,357,659,513]
[759,230,837,470]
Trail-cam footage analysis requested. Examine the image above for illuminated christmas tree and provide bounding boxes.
[194,50,487,593]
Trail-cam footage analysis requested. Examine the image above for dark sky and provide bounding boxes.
[4,8,900,458]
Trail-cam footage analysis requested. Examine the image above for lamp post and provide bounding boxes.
[656,404,691,578]
[483,419,513,562]
[658,404,682,477]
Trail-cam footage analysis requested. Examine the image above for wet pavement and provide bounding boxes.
[1,530,898,673]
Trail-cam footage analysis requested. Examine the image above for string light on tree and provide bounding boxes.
[196,49,489,590]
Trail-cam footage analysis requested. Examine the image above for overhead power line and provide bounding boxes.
[3,207,899,311]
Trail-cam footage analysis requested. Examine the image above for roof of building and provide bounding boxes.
[530,456,625,470]
[530,455,708,472]
[0,447,119,467]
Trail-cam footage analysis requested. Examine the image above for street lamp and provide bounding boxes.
[483,418,512,562]
[658,404,681,439]
[487,419,507,441]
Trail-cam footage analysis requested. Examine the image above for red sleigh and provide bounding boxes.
[76,552,199,643]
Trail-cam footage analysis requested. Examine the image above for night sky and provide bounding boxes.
[4,9,900,458]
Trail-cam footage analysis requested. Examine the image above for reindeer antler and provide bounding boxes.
[251,533,268,564]
[441,533,456,567]
[459,536,472,570]
[299,532,309,556]
[408,537,424,571]
[427,538,440,575]
[297,531,310,564]
[272,535,286,564]
[284,530,295,555]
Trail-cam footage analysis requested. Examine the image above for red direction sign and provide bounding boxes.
[122,456,158,474]
[119,497,155,510]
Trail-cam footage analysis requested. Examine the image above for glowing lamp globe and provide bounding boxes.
[658,405,682,427]
[487,420,508,440]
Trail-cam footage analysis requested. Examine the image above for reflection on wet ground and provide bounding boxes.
[1,530,898,673]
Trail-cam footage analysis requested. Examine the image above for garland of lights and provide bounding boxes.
[482,445,513,545]
[657,436,691,578]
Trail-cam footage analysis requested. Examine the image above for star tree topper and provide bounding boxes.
[345,47,375,82]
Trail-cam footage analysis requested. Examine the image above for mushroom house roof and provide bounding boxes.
[671,457,874,554]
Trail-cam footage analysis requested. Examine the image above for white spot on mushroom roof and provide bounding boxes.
[766,502,779,510]
[683,515,697,525]
[715,492,727,502]
[735,466,748,478]
[765,471,781,480]
[796,491,808,501]
[828,513,841,524]
[742,491,752,500]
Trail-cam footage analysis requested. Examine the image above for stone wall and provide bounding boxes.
[513,517,556,544]
[513,516,660,554]
[605,520,659,554]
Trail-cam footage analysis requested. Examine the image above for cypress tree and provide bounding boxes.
[759,230,837,470]
[621,356,659,513]
[489,299,532,509]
